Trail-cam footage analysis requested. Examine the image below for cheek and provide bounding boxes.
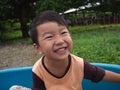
[67,37,73,49]
[41,42,53,51]
[70,39,73,50]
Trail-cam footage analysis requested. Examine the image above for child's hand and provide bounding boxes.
[9,85,31,90]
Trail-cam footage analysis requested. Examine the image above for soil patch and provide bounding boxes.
[0,44,40,70]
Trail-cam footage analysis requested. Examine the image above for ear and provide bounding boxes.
[33,43,43,55]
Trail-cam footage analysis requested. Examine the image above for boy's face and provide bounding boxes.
[35,22,73,61]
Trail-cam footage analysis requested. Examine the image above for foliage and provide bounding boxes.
[0,0,120,39]
[0,0,35,20]
[34,0,87,14]
[90,0,120,15]
[0,0,35,38]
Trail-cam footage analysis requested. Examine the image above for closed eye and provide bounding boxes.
[61,31,68,35]
[45,35,53,39]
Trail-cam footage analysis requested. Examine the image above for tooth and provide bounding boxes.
[59,48,64,51]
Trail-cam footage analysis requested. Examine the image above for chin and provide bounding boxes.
[57,54,69,60]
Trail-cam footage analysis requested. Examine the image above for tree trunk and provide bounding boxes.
[19,18,29,38]
[19,4,29,38]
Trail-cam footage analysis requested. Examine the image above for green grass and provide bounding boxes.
[69,24,120,32]
[70,26,120,65]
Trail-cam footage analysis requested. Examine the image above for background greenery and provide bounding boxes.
[0,0,120,38]
[0,1,120,69]
[1,24,120,65]
[70,24,120,65]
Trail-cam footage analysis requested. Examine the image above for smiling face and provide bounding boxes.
[35,21,73,61]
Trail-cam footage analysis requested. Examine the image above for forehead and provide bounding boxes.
[36,22,67,35]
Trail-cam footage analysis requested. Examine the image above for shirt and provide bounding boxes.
[32,54,105,90]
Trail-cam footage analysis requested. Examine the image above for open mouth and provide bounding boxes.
[54,47,67,53]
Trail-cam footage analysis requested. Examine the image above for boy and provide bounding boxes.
[29,10,120,90]
[10,10,120,90]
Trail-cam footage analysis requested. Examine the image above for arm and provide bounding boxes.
[84,60,105,82]
[103,70,120,82]
[32,72,46,90]
[84,60,120,82]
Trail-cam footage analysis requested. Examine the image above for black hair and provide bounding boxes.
[29,10,68,44]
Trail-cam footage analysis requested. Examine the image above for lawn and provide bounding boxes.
[70,24,120,65]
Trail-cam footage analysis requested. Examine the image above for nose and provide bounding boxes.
[54,36,64,45]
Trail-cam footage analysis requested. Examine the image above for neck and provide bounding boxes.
[44,56,69,68]
[43,56,70,77]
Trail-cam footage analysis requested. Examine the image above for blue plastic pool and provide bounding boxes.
[0,63,120,90]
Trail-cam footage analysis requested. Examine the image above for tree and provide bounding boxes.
[0,0,94,39]
[0,0,36,38]
[88,0,120,15]
[35,0,70,14]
